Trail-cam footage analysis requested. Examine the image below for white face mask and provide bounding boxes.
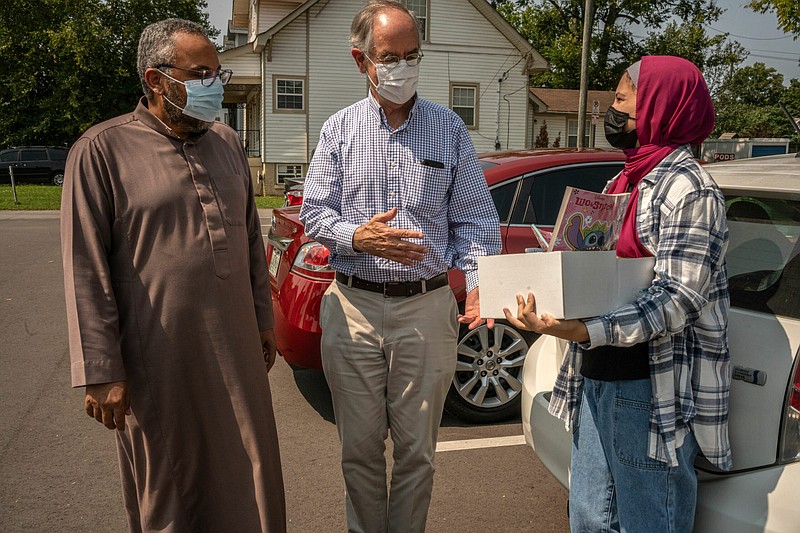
[365,56,419,105]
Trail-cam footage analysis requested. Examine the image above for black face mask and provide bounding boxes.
[604,106,638,150]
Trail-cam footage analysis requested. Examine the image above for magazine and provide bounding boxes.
[541,187,631,252]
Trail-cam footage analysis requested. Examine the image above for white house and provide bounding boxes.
[527,88,615,149]
[218,0,548,195]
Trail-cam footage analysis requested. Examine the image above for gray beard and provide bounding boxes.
[163,84,212,134]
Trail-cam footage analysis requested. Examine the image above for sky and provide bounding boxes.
[203,0,800,83]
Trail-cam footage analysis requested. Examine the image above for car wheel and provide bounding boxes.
[51,172,64,186]
[444,320,537,424]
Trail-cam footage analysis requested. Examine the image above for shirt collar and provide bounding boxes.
[640,144,693,186]
[366,92,420,131]
[133,97,206,142]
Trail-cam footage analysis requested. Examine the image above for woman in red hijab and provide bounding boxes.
[506,56,731,532]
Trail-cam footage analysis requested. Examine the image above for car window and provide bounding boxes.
[490,180,518,224]
[21,149,47,161]
[726,193,800,319]
[48,149,68,161]
[0,150,19,163]
[511,163,623,225]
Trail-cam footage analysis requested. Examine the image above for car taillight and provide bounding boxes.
[779,349,800,463]
[292,241,334,280]
[285,190,304,206]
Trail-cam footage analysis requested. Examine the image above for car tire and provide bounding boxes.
[51,172,64,186]
[444,320,538,424]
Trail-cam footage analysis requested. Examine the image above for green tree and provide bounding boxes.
[493,0,743,90]
[0,0,216,147]
[783,79,800,117]
[642,21,747,97]
[747,0,800,37]
[534,120,549,147]
[713,63,799,139]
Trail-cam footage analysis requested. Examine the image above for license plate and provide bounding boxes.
[268,247,282,277]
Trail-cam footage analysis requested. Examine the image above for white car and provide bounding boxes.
[522,153,800,532]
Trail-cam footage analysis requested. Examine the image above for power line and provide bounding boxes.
[749,47,799,56]
[749,53,800,63]
[706,24,793,41]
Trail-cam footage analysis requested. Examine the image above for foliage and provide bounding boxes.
[0,0,217,148]
[641,21,747,97]
[747,0,800,37]
[713,63,800,140]
[493,0,743,90]
[534,120,549,147]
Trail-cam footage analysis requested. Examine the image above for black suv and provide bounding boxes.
[0,146,69,186]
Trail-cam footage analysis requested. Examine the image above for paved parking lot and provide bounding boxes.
[0,210,569,532]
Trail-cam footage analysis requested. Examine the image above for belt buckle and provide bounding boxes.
[383,282,397,297]
[384,281,405,297]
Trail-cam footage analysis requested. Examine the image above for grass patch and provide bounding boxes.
[0,184,62,210]
[255,195,285,209]
[0,184,284,211]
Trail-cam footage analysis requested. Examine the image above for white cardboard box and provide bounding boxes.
[478,251,655,320]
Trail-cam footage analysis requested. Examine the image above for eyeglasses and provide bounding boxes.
[154,64,233,86]
[369,51,424,70]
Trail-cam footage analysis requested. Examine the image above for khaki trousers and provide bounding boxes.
[319,280,458,533]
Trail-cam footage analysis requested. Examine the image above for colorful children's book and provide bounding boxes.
[543,187,630,252]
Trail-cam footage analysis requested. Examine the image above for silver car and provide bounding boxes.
[522,153,800,532]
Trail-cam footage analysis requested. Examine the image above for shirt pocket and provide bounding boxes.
[403,161,451,217]
[213,175,247,226]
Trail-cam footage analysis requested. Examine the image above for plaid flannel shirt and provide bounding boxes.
[300,94,500,292]
[548,146,733,470]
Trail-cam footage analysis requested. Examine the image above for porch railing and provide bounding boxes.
[235,129,261,158]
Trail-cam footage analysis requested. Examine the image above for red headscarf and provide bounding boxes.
[607,56,715,258]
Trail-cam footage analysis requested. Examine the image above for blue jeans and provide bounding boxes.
[569,378,699,533]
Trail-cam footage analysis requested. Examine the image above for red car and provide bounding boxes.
[267,148,626,423]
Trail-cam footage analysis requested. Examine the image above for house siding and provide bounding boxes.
[307,0,369,155]
[417,51,528,152]
[428,1,514,50]
[263,15,310,163]
[247,0,539,192]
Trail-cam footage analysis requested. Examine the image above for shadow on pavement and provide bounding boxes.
[290,366,519,429]
[291,367,336,424]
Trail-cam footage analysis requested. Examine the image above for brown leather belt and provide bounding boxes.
[335,272,448,297]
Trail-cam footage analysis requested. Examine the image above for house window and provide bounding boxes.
[451,84,479,128]
[405,0,428,40]
[276,164,302,185]
[273,76,305,113]
[567,119,594,148]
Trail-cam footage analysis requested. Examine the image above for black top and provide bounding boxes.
[580,342,650,381]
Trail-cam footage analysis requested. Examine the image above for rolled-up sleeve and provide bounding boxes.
[585,188,727,348]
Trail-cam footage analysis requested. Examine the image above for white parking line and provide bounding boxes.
[435,435,526,453]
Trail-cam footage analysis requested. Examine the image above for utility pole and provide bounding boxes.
[577,0,594,149]
[495,71,508,150]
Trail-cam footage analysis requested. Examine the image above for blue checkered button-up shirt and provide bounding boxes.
[300,94,500,292]
[549,146,733,470]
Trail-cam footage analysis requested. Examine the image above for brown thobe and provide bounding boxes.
[61,98,285,532]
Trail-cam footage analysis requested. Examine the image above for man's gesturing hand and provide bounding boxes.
[353,208,428,265]
[85,381,130,431]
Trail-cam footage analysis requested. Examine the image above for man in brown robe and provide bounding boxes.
[60,18,285,532]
